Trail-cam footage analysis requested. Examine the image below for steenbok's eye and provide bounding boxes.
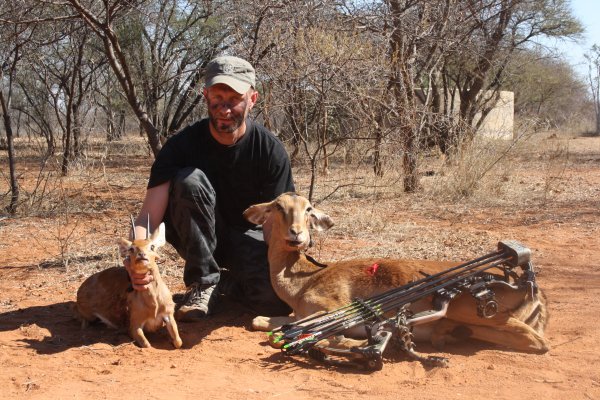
[150,245,155,251]
[306,207,313,213]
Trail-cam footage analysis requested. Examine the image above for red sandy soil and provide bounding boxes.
[1,134,599,399]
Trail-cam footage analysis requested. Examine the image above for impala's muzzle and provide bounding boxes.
[286,239,305,248]
[285,230,310,249]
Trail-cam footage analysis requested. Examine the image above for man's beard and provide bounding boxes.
[207,107,245,134]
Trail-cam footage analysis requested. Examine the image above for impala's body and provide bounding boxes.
[244,193,549,354]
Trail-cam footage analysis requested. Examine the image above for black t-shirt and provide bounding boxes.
[148,118,295,229]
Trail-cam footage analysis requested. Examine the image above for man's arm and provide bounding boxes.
[125,181,170,290]
[133,182,170,239]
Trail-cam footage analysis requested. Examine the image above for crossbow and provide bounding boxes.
[268,240,538,370]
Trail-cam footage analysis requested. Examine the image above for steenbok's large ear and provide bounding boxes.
[150,223,166,248]
[243,202,273,225]
[309,208,334,232]
[118,238,132,258]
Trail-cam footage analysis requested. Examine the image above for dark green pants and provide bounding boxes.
[164,167,291,316]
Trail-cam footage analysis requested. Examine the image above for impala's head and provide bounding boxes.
[118,222,166,274]
[243,193,334,251]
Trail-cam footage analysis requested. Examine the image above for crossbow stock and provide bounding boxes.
[268,240,538,370]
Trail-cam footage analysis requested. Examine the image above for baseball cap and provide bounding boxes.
[204,56,256,94]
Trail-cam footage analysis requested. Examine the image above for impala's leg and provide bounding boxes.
[431,318,549,353]
[469,318,549,353]
[252,315,294,332]
[429,319,476,349]
[164,314,183,349]
[315,335,368,351]
[129,323,152,348]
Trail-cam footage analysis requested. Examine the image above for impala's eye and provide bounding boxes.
[150,245,155,251]
[306,207,313,213]
[129,247,134,253]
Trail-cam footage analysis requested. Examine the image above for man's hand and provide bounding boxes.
[123,257,153,291]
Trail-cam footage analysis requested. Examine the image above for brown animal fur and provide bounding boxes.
[243,193,549,354]
[74,223,182,349]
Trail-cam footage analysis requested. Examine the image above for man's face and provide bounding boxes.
[204,84,256,135]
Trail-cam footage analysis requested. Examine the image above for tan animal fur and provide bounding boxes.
[243,193,549,354]
[74,223,182,349]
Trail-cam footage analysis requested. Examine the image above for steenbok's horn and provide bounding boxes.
[130,215,137,240]
[146,213,150,239]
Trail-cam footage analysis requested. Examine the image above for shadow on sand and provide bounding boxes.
[0,296,256,354]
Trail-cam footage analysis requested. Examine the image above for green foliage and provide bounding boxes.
[504,48,589,128]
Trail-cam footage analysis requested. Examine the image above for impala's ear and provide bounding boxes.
[309,208,334,232]
[243,201,274,225]
[150,223,166,248]
[118,238,132,258]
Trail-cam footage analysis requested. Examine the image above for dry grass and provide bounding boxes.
[1,128,598,286]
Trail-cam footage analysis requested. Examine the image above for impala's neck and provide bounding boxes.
[267,243,323,311]
[131,263,163,286]
[132,263,166,308]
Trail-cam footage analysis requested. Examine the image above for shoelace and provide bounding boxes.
[188,285,214,306]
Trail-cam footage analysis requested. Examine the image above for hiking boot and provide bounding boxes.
[175,283,219,322]
[216,272,241,299]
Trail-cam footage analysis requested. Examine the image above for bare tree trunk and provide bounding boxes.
[73,108,82,158]
[321,105,329,175]
[118,109,126,139]
[373,111,384,177]
[0,35,22,213]
[388,0,420,192]
[289,131,301,166]
[61,126,71,175]
[101,30,162,156]
[284,88,304,167]
[61,55,77,176]
[106,104,115,142]
[401,123,419,192]
[0,90,19,214]
[107,113,115,142]
[65,0,162,156]
[589,46,600,135]
[261,82,273,131]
